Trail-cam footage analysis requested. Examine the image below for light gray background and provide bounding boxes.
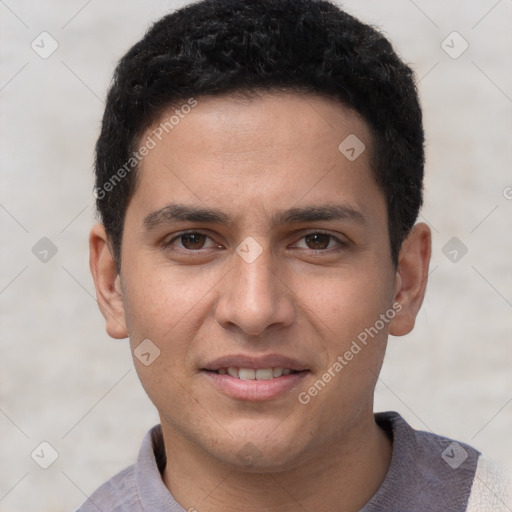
[1,1,511,510]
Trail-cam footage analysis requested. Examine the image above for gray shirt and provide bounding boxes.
[75,411,485,511]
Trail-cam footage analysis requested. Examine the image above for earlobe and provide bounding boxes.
[389,223,431,337]
[89,224,128,339]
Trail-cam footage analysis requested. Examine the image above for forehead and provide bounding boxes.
[130,92,383,227]
[146,92,372,159]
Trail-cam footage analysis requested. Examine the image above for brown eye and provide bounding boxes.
[180,233,207,250]
[304,233,332,250]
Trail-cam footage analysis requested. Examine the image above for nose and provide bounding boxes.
[215,242,295,337]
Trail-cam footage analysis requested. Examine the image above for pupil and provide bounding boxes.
[182,233,206,249]
[306,233,330,250]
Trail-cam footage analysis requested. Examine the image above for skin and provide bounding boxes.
[90,92,431,512]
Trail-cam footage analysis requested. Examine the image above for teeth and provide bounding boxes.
[227,367,238,378]
[218,367,297,380]
[255,369,274,380]
[273,367,283,377]
[239,368,256,380]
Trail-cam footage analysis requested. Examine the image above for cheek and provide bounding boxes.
[292,264,393,343]
[121,262,216,353]
[293,264,392,412]
[120,266,215,414]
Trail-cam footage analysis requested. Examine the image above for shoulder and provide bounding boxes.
[365,412,482,511]
[74,464,140,512]
[376,410,481,477]
[73,425,165,512]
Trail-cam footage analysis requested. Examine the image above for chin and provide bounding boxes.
[209,427,308,472]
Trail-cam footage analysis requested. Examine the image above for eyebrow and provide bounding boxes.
[142,203,366,231]
[272,205,366,226]
[143,204,230,230]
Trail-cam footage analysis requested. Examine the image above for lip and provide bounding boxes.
[200,353,310,401]
[202,354,309,372]
[202,370,309,401]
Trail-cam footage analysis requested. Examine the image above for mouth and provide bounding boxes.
[201,355,310,401]
[205,367,303,380]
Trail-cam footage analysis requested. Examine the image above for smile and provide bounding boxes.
[214,367,298,380]
[202,368,309,401]
[201,354,310,400]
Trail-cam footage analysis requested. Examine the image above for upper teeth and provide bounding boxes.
[217,367,293,380]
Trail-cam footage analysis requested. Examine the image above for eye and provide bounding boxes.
[167,232,219,251]
[294,232,345,251]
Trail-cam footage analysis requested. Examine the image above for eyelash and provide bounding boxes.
[162,230,348,253]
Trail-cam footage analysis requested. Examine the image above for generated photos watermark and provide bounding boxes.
[94,98,198,200]
[298,302,402,405]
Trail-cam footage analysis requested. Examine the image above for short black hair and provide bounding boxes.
[94,0,424,270]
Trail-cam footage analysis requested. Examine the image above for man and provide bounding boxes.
[83,0,510,510]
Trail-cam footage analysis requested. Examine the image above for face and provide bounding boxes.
[91,92,430,471]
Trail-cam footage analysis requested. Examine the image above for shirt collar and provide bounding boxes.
[134,425,184,511]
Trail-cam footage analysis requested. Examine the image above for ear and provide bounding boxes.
[89,223,128,339]
[389,223,431,337]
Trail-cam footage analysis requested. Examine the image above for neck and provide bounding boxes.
[161,414,392,512]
